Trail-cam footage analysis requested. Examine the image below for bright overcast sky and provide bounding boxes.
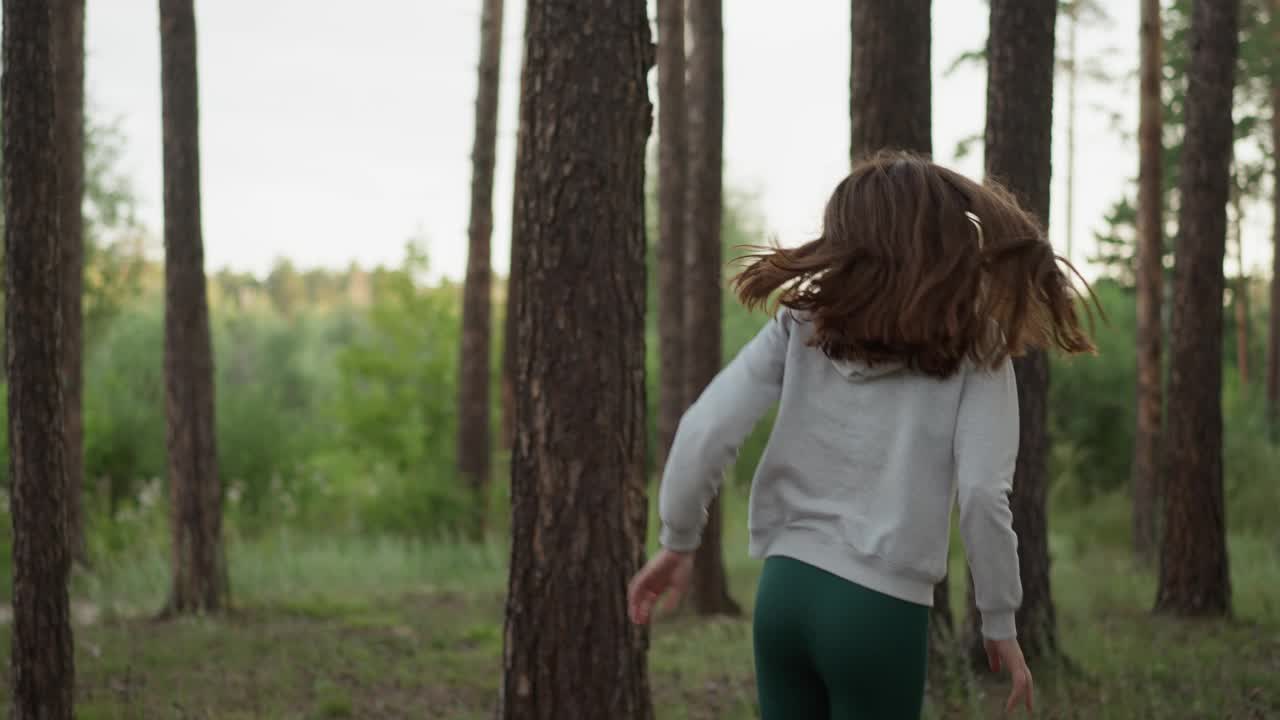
[68,1,1271,281]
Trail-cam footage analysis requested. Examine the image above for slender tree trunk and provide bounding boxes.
[1065,2,1079,264]
[1269,0,1280,434]
[457,0,503,539]
[1134,0,1164,564]
[498,0,654,716]
[1155,0,1238,617]
[502,250,517,450]
[685,0,739,617]
[967,0,1061,664]
[52,0,87,566]
[656,0,687,471]
[159,0,228,614]
[3,0,76,714]
[849,0,951,633]
[1233,184,1250,385]
[502,153,523,452]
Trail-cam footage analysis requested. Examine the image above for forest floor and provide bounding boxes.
[2,493,1279,719]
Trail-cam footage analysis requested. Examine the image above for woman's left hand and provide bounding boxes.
[627,548,693,625]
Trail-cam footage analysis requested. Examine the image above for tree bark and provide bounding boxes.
[656,0,687,471]
[849,0,932,163]
[1269,0,1280,434]
[967,0,1061,664]
[3,0,76,714]
[498,0,654,716]
[51,0,87,566]
[457,0,503,539]
[849,0,950,632]
[1154,0,1238,617]
[684,0,739,617]
[159,0,228,614]
[1133,0,1164,564]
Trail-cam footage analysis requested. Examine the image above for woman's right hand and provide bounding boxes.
[627,548,693,625]
[984,637,1034,715]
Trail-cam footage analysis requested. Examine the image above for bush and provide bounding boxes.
[328,248,470,539]
[1049,279,1138,503]
[83,306,166,513]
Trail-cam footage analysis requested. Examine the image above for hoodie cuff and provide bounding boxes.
[659,524,701,553]
[981,610,1017,641]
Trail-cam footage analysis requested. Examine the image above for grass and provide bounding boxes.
[2,492,1278,719]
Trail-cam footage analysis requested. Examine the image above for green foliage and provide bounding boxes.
[215,309,332,529]
[1221,372,1280,534]
[1048,281,1139,503]
[324,245,469,539]
[82,306,166,514]
[83,120,148,344]
[1048,280,1280,536]
[16,240,472,565]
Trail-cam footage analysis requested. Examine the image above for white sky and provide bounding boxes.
[69,1,1272,281]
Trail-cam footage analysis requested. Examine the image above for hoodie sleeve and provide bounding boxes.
[954,357,1023,640]
[658,311,791,552]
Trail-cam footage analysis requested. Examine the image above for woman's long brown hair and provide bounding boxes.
[732,151,1096,377]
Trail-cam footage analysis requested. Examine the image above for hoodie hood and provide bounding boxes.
[829,357,905,381]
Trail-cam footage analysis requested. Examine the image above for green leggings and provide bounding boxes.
[753,555,929,719]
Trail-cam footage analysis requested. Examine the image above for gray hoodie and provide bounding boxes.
[659,310,1022,639]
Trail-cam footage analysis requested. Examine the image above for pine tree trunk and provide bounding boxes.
[1134,0,1164,564]
[52,0,87,566]
[1269,0,1280,434]
[3,0,76,713]
[967,0,1061,664]
[457,0,503,539]
[849,0,949,632]
[1233,188,1249,385]
[502,254,517,450]
[849,0,931,163]
[656,0,688,471]
[498,0,654,716]
[502,162,522,452]
[684,0,739,617]
[1064,3,1079,264]
[1154,0,1238,617]
[160,0,228,614]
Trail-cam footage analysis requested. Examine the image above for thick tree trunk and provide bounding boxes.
[3,0,76,714]
[1270,0,1280,434]
[656,0,687,471]
[1133,0,1164,564]
[457,0,503,539]
[966,0,1061,664]
[1155,0,1238,617]
[52,0,87,566]
[498,0,654,717]
[849,0,950,633]
[160,0,228,614]
[684,0,739,617]
[849,0,931,163]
